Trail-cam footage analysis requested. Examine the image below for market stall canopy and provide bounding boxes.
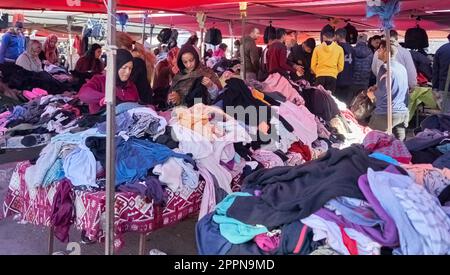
[1,0,449,34]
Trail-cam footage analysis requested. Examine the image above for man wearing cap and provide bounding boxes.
[351,33,374,103]
[0,21,26,64]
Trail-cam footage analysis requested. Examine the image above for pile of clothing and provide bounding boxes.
[405,114,450,168]
[0,93,85,149]
[196,141,450,255]
[0,63,76,95]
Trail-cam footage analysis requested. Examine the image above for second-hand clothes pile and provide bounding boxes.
[196,126,450,255]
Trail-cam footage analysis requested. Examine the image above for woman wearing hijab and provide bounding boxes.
[168,44,222,107]
[40,34,59,65]
[116,32,155,104]
[78,49,139,114]
[15,39,43,72]
[74,43,104,75]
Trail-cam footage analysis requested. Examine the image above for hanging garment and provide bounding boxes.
[50,179,74,243]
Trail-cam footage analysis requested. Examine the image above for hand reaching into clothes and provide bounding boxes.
[201,77,214,88]
[366,86,377,102]
[294,65,305,77]
[168,92,181,105]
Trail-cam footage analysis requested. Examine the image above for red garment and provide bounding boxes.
[340,227,359,255]
[50,179,74,243]
[73,35,82,55]
[78,74,139,114]
[267,41,296,75]
[74,55,105,75]
[363,130,412,164]
[289,142,312,162]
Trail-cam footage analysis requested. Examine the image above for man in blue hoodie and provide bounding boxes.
[335,28,355,106]
[0,21,26,64]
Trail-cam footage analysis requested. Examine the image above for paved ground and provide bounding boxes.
[0,161,198,255]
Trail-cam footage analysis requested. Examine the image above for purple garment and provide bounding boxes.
[254,233,281,252]
[118,176,167,205]
[50,179,74,243]
[315,166,401,247]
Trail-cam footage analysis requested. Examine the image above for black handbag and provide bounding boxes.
[157,28,173,44]
[205,28,222,46]
[405,26,429,50]
[263,23,276,44]
[344,23,358,45]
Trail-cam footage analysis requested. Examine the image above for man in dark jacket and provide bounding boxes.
[410,49,432,83]
[335,28,355,106]
[242,27,261,80]
[267,28,303,78]
[433,37,450,112]
[351,33,373,103]
[288,36,316,83]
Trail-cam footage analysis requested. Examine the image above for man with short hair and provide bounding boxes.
[242,27,261,80]
[267,28,303,78]
[288,37,316,83]
[335,28,355,105]
[432,35,450,112]
[371,30,417,90]
[311,29,344,93]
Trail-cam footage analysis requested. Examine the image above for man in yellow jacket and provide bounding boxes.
[311,29,344,93]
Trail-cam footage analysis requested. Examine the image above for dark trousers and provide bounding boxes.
[315,76,337,93]
[369,112,409,141]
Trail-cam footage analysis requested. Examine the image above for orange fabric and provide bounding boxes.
[251,88,270,106]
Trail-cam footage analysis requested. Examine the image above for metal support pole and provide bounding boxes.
[48,227,54,255]
[229,21,234,58]
[139,233,146,255]
[200,28,205,62]
[142,12,147,44]
[386,29,393,135]
[105,0,117,255]
[240,18,246,79]
[149,24,155,48]
[67,16,74,71]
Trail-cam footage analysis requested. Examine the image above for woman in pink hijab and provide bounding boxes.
[40,34,59,65]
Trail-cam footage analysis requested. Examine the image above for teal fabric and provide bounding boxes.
[42,158,65,187]
[369,152,400,166]
[213,192,268,245]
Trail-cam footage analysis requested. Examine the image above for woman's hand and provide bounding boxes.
[168,92,181,105]
[202,77,214,88]
[99,97,106,107]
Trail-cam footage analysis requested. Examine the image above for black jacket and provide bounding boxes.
[226,146,390,228]
[433,43,450,91]
[288,44,314,83]
[131,57,153,104]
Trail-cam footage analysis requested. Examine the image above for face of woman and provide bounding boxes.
[31,43,42,57]
[118,61,133,82]
[95,48,102,59]
[182,53,196,72]
[49,38,58,48]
